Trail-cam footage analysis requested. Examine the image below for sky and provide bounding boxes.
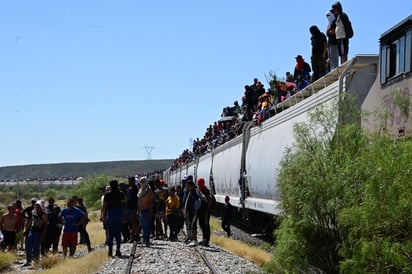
[1,1,411,167]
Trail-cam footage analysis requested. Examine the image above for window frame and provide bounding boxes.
[380,26,412,85]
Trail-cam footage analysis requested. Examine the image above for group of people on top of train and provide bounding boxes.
[170,1,353,171]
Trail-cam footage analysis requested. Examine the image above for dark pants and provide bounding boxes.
[311,54,326,83]
[198,212,210,244]
[44,228,61,253]
[121,222,130,242]
[79,224,91,248]
[222,218,231,237]
[167,214,178,240]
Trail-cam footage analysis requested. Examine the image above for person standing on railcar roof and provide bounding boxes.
[331,1,354,64]
[309,25,328,82]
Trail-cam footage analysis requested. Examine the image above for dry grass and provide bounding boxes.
[0,252,16,272]
[41,250,107,274]
[211,235,272,267]
[84,218,107,246]
[39,254,60,269]
[209,216,223,232]
[209,216,272,268]
[40,212,108,274]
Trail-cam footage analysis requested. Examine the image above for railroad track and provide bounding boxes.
[124,241,218,274]
[194,245,219,274]
[125,242,138,274]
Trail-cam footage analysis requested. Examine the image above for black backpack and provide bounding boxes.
[342,13,354,39]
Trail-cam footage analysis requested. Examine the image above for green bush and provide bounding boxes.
[339,137,412,273]
[267,99,412,273]
[70,175,118,210]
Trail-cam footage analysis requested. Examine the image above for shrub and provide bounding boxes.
[40,255,61,269]
[70,175,118,210]
[268,98,412,273]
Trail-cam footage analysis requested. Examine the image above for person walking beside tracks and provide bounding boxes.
[44,204,62,254]
[101,180,125,257]
[23,200,48,267]
[165,186,180,241]
[13,200,24,250]
[154,179,169,239]
[197,178,215,247]
[183,176,200,247]
[74,197,92,252]
[222,195,234,237]
[59,198,86,257]
[138,177,154,247]
[0,204,18,252]
[125,177,140,243]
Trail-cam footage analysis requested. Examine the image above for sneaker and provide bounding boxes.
[184,237,191,244]
[201,242,210,247]
[108,251,113,257]
[188,240,198,247]
[115,250,122,257]
[87,246,93,252]
[22,262,31,267]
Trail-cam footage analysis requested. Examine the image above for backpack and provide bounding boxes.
[342,13,354,39]
[346,20,354,39]
[207,193,216,210]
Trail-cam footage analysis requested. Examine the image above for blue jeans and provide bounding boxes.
[106,208,122,252]
[140,209,151,245]
[26,230,41,263]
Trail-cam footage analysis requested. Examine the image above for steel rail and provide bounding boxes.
[125,242,138,274]
[194,246,219,274]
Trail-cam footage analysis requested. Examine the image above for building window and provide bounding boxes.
[380,30,412,84]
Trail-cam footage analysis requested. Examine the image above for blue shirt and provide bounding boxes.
[59,207,85,232]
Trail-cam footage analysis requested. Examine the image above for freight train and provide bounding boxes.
[163,15,412,233]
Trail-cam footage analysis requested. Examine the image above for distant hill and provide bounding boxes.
[0,160,174,181]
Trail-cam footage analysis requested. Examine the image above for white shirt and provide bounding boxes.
[335,15,346,39]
